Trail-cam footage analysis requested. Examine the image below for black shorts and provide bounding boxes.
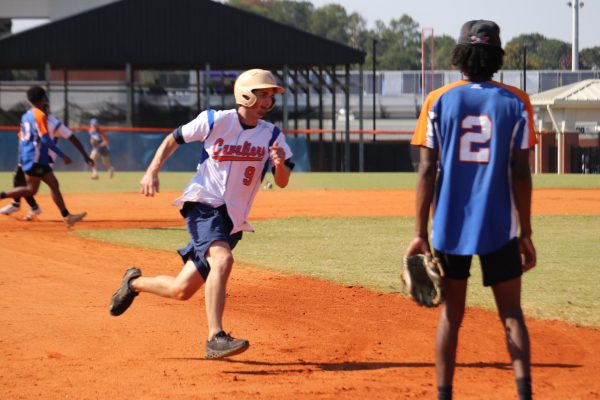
[434,238,522,287]
[24,163,53,178]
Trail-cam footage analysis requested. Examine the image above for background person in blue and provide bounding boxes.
[0,86,92,227]
[88,118,114,180]
[406,21,536,400]
[1,112,93,221]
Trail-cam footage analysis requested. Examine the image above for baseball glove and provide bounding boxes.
[401,254,444,307]
[13,165,26,187]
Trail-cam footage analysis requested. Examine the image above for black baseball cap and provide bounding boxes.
[457,20,502,48]
[26,86,48,104]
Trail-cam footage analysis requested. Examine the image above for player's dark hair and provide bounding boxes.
[26,86,47,104]
[451,44,504,82]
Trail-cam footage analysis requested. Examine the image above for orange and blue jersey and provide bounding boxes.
[412,80,537,255]
[19,106,65,171]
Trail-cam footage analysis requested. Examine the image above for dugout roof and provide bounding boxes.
[530,79,600,108]
[0,0,365,70]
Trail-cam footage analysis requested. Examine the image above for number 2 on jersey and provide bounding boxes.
[459,115,492,163]
[243,166,256,186]
[20,122,32,141]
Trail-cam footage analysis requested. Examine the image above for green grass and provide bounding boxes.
[0,171,192,194]
[1,171,598,193]
[3,171,598,326]
[74,214,600,328]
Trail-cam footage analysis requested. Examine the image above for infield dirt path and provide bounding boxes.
[1,188,599,399]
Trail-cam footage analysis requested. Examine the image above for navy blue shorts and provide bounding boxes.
[434,238,522,287]
[177,202,243,281]
[92,146,110,156]
[24,163,53,177]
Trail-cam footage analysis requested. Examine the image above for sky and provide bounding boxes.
[310,0,600,49]
[11,0,600,49]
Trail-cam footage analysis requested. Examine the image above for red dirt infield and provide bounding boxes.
[1,188,599,399]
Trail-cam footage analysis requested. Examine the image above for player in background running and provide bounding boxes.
[88,118,114,179]
[1,113,93,220]
[0,86,92,227]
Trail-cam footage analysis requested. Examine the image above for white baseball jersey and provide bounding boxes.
[48,115,73,140]
[173,109,293,233]
[47,114,73,163]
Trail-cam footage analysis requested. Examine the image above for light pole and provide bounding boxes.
[567,0,584,71]
[372,38,377,140]
[522,44,527,92]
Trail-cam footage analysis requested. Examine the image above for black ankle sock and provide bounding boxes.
[61,209,70,218]
[438,385,452,400]
[25,196,38,208]
[0,192,6,199]
[516,377,532,400]
[12,200,20,207]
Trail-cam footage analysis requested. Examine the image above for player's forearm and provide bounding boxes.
[147,134,179,173]
[273,164,291,188]
[415,170,435,238]
[414,150,437,238]
[512,168,533,238]
[68,136,89,159]
[511,149,533,237]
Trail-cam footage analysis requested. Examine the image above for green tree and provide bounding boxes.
[267,1,314,32]
[504,34,570,69]
[227,0,271,16]
[433,35,456,70]
[580,46,600,70]
[347,12,367,48]
[373,15,421,70]
[309,4,351,44]
[227,0,313,32]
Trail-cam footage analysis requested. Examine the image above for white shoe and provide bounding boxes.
[91,174,99,180]
[64,212,87,227]
[0,203,20,215]
[22,207,42,221]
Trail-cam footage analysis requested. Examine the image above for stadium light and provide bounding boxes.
[567,0,584,70]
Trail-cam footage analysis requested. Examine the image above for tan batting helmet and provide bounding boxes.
[234,69,284,108]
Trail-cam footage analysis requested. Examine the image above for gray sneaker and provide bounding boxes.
[109,267,141,316]
[205,331,249,360]
[64,212,87,227]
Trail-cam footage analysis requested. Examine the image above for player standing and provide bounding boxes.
[109,69,294,359]
[0,86,92,227]
[405,21,536,400]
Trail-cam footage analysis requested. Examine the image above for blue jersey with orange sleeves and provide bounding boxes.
[19,107,63,171]
[412,80,537,255]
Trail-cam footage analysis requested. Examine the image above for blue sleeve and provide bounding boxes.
[41,135,65,158]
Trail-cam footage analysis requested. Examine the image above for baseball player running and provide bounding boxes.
[1,113,93,221]
[88,118,114,179]
[109,69,294,360]
[406,21,536,400]
[0,86,93,227]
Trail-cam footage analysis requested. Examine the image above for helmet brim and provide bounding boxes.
[250,84,285,94]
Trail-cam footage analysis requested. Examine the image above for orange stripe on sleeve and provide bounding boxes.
[411,80,469,146]
[32,107,49,136]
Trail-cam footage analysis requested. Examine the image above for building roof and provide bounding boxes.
[530,79,600,108]
[0,0,365,70]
